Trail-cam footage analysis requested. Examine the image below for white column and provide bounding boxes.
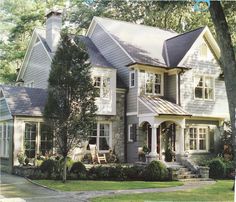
[179,126,185,155]
[149,127,158,157]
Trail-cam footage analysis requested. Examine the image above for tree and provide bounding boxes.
[44,31,97,182]
[209,1,236,189]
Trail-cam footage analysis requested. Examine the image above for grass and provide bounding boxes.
[92,180,234,202]
[33,180,183,191]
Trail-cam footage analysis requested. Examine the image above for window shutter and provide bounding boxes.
[184,127,190,151]
[133,124,137,142]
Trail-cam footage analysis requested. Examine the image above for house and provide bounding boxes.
[0,9,229,173]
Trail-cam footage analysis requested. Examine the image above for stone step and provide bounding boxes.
[177,173,199,179]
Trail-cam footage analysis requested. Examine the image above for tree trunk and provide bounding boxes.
[62,156,67,183]
[209,1,236,186]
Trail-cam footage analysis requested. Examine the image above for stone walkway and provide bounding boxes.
[0,172,215,202]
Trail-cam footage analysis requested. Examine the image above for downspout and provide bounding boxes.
[11,116,15,174]
[178,71,182,106]
[124,90,128,162]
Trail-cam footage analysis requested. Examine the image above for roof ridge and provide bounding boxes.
[166,26,206,42]
[94,16,178,34]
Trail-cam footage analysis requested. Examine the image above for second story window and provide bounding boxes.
[94,76,110,99]
[194,76,214,100]
[129,71,135,88]
[145,73,162,95]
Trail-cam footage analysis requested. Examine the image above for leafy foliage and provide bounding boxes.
[208,158,226,179]
[144,161,169,181]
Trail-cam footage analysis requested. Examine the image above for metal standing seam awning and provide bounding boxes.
[139,95,191,116]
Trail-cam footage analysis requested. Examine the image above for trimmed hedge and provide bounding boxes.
[209,159,226,179]
[144,161,169,181]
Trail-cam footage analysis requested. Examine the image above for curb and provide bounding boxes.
[25,177,59,192]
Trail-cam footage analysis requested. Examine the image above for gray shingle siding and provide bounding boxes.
[180,48,229,117]
[0,99,11,120]
[165,74,177,103]
[23,42,51,89]
[90,24,137,112]
[139,101,152,114]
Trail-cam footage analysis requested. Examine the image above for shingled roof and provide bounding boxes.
[1,85,47,116]
[94,17,207,68]
[139,95,191,116]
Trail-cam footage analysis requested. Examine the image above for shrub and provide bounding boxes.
[40,159,56,177]
[123,166,144,180]
[59,157,74,173]
[144,161,169,181]
[88,166,109,180]
[70,161,87,175]
[209,158,226,179]
[108,165,126,180]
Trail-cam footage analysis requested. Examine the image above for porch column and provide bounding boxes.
[178,126,185,156]
[147,126,158,163]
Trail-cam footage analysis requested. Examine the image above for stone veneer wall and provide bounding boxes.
[97,89,126,162]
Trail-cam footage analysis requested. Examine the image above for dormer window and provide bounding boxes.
[94,76,110,99]
[194,76,214,100]
[145,72,162,95]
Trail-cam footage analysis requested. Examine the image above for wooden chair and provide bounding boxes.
[89,144,107,164]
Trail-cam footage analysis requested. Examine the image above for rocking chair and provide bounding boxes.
[89,144,107,164]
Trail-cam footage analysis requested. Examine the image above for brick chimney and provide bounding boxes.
[45,9,62,52]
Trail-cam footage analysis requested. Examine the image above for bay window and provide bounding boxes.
[194,76,214,100]
[94,76,110,98]
[88,122,111,151]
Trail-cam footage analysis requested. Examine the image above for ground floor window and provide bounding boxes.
[24,122,53,158]
[188,126,208,151]
[88,122,111,151]
[0,122,9,158]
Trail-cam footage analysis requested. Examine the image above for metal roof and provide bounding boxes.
[0,85,47,117]
[139,95,191,116]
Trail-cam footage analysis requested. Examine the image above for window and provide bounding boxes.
[25,81,34,88]
[40,123,53,155]
[129,71,135,88]
[145,72,162,95]
[128,124,137,142]
[88,122,111,151]
[93,76,110,98]
[25,123,37,158]
[194,76,214,100]
[188,127,208,151]
[0,123,9,158]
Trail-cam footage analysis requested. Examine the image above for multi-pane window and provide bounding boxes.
[145,73,162,95]
[128,124,136,142]
[130,71,135,88]
[189,127,207,151]
[40,123,53,155]
[25,123,37,158]
[93,76,110,98]
[194,76,214,100]
[0,123,9,158]
[88,123,111,151]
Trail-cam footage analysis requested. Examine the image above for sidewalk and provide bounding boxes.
[0,172,215,202]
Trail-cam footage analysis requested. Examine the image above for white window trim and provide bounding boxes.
[128,124,134,142]
[25,81,34,88]
[90,122,112,153]
[144,72,164,96]
[0,122,9,158]
[94,76,111,100]
[194,75,215,101]
[129,71,135,88]
[187,126,209,153]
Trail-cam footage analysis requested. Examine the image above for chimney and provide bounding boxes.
[45,9,62,52]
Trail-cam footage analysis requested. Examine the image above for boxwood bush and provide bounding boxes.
[144,161,169,181]
[209,158,226,179]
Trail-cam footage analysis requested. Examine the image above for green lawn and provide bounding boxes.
[92,180,234,202]
[34,180,183,191]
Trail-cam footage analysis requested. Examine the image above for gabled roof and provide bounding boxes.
[164,27,205,67]
[90,17,219,69]
[78,36,114,69]
[139,95,191,116]
[0,85,47,117]
[93,17,177,68]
